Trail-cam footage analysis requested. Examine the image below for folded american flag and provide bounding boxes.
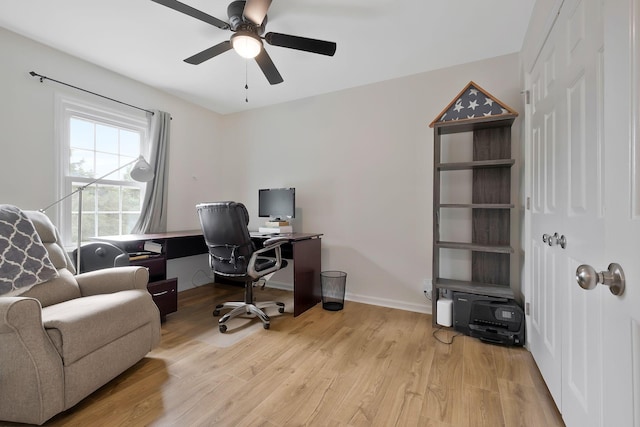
[430,81,517,127]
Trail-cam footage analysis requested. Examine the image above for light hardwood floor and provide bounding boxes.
[37,283,563,426]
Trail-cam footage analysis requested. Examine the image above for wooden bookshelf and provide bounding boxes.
[431,114,517,326]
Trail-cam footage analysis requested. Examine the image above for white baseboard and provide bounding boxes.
[265,280,293,291]
[264,281,432,315]
[346,292,432,315]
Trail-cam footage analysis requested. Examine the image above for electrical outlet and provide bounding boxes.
[422,278,432,292]
[423,278,432,300]
[424,289,432,301]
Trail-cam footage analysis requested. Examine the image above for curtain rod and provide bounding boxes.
[29,71,155,116]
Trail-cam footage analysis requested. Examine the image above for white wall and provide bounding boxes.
[222,53,523,312]
[0,26,523,312]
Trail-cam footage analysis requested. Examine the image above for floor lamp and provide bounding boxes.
[41,155,155,273]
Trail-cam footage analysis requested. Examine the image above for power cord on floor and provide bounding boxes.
[432,325,462,345]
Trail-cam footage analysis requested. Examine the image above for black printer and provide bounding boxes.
[452,292,525,346]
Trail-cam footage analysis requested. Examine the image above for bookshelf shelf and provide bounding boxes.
[438,203,514,209]
[437,159,515,171]
[435,241,514,254]
[434,278,515,299]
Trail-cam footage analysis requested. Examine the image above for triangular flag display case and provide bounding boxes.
[430,82,518,327]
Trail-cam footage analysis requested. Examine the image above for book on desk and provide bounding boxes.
[258,225,293,234]
[144,240,163,253]
[128,252,164,262]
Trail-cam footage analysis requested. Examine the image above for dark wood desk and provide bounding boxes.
[250,232,323,316]
[95,230,322,317]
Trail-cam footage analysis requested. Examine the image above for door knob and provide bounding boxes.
[575,263,625,296]
[542,233,567,248]
[558,234,567,249]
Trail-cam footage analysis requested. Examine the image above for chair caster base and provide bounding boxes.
[214,301,284,333]
[213,304,224,317]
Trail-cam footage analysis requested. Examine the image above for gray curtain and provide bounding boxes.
[131,110,170,234]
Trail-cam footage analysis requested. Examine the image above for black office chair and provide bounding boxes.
[72,242,130,273]
[196,201,288,333]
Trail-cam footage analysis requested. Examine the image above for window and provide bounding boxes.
[57,97,149,247]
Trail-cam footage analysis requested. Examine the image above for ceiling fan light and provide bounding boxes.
[231,32,262,59]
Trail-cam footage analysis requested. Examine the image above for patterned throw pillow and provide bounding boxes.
[0,205,59,295]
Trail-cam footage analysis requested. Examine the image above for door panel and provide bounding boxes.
[565,254,597,411]
[528,0,566,408]
[528,0,604,424]
[531,240,561,373]
[545,110,558,213]
[601,0,640,424]
[562,1,605,423]
[568,75,588,214]
[528,0,639,425]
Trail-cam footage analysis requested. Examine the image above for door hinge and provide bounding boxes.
[525,302,530,315]
[526,196,531,210]
[521,90,531,105]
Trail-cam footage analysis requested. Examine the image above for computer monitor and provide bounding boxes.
[258,188,295,220]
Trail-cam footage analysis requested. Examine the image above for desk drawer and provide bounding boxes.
[132,256,166,282]
[147,278,177,320]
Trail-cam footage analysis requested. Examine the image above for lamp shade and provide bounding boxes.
[130,156,154,182]
[231,32,263,59]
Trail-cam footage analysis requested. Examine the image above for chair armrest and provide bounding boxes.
[248,238,288,279]
[0,297,64,424]
[262,237,289,248]
[76,266,150,296]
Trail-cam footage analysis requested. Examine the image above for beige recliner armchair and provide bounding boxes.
[0,210,161,425]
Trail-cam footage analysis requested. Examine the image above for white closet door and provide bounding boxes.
[600,0,640,424]
[527,0,606,425]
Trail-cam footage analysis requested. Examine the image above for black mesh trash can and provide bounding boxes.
[321,271,347,311]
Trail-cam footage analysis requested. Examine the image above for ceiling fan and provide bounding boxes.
[151,0,337,85]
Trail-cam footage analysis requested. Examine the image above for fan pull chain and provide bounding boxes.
[245,61,249,103]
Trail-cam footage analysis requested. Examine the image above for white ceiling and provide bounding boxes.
[0,0,535,115]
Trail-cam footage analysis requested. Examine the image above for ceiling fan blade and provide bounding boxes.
[255,49,283,85]
[151,0,229,30]
[243,0,272,26]
[264,32,337,56]
[184,41,232,64]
